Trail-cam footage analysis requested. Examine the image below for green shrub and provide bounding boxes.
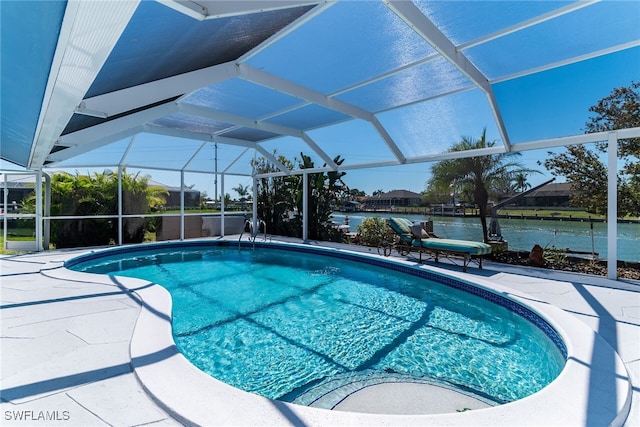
[356,216,391,246]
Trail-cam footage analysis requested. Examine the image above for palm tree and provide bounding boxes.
[428,129,531,242]
[232,184,251,202]
[514,172,531,193]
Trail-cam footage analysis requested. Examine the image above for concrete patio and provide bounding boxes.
[1,240,639,426]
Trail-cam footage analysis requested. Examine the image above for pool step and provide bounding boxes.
[290,370,497,410]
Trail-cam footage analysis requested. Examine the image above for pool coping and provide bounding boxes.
[58,239,633,426]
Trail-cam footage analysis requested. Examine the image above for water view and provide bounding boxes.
[332,212,640,263]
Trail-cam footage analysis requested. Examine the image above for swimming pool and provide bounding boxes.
[68,241,566,409]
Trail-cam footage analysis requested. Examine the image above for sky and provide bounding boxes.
[118,44,638,198]
[1,2,638,200]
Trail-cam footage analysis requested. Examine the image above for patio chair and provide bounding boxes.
[387,217,492,272]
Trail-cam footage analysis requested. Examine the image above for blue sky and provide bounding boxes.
[2,3,638,200]
[2,46,637,199]
[133,46,638,198]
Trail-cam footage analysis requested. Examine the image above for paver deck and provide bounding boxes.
[1,239,638,426]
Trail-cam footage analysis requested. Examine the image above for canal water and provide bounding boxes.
[332,212,640,263]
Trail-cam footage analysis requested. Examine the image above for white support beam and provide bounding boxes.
[29,0,141,168]
[47,125,144,164]
[220,173,225,237]
[238,63,407,163]
[80,61,238,118]
[178,103,304,138]
[212,135,260,149]
[119,135,137,166]
[180,171,185,241]
[252,176,258,232]
[301,133,338,169]
[459,1,599,51]
[35,170,43,251]
[159,0,321,21]
[254,146,291,175]
[511,127,640,152]
[223,148,251,174]
[302,171,308,243]
[607,133,617,280]
[237,2,333,63]
[143,124,215,143]
[118,166,123,246]
[493,40,640,85]
[182,142,209,171]
[330,53,441,97]
[371,116,406,164]
[180,98,340,170]
[51,103,176,161]
[43,172,51,250]
[238,64,371,120]
[407,146,506,164]
[385,0,511,151]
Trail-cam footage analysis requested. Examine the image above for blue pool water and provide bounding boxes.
[69,243,566,406]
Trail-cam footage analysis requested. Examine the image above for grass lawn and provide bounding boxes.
[496,208,607,220]
[0,234,36,255]
[377,206,633,221]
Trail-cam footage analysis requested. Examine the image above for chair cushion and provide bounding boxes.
[388,217,413,235]
[421,238,492,255]
[389,217,491,255]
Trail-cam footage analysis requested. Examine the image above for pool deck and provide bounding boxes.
[1,237,638,426]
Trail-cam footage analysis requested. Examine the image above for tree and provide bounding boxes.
[349,188,366,198]
[426,129,531,242]
[513,172,531,193]
[251,152,299,237]
[233,184,251,202]
[543,81,640,217]
[22,170,167,247]
[252,152,348,241]
[296,153,347,240]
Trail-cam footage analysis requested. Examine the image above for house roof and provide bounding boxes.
[2,1,639,178]
[368,189,423,200]
[525,182,573,198]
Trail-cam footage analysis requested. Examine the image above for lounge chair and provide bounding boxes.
[387,217,492,271]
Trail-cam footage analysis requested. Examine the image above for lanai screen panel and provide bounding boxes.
[4,0,640,174]
[259,136,324,168]
[464,1,640,80]
[51,139,133,168]
[186,143,252,175]
[123,136,205,170]
[0,1,66,166]
[265,105,351,131]
[182,80,304,119]
[335,57,473,113]
[377,89,502,158]
[306,119,400,166]
[415,1,575,46]
[151,114,235,135]
[246,1,437,95]
[86,2,315,97]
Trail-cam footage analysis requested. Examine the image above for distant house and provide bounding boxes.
[0,174,34,212]
[341,200,362,212]
[363,190,424,209]
[523,182,573,207]
[148,180,200,208]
